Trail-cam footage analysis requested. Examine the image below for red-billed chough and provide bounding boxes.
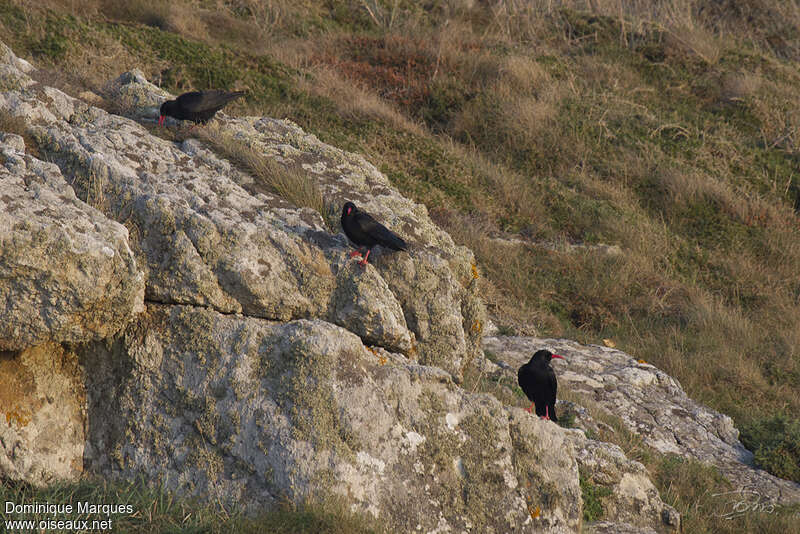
[158,90,245,125]
[517,349,565,421]
[341,201,407,266]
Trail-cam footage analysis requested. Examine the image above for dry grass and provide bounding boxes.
[195,123,336,230]
[0,109,40,158]
[298,64,426,136]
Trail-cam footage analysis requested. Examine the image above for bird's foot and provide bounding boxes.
[525,405,533,414]
[540,415,550,421]
[357,257,369,267]
[349,250,363,258]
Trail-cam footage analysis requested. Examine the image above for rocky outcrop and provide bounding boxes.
[0,133,144,350]
[81,304,583,533]
[483,336,800,506]
[23,66,482,377]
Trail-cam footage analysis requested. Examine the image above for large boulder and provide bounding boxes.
[0,133,144,350]
[82,304,582,533]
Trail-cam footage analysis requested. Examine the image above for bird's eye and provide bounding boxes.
[347,207,352,214]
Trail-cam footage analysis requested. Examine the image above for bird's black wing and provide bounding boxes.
[517,366,533,401]
[179,90,245,113]
[546,367,558,422]
[546,367,558,405]
[355,212,407,251]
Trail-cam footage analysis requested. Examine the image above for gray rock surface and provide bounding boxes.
[584,522,659,534]
[81,304,582,533]
[329,261,413,353]
[0,58,483,376]
[483,336,800,506]
[0,133,144,350]
[570,433,679,533]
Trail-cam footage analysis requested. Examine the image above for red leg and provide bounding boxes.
[358,249,371,266]
[541,406,550,421]
[526,403,533,414]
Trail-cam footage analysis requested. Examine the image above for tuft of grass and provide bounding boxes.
[0,110,41,159]
[555,409,576,429]
[0,477,380,534]
[195,123,337,231]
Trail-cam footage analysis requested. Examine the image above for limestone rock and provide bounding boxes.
[0,343,85,485]
[0,46,483,374]
[483,335,800,506]
[329,261,413,354]
[0,135,144,350]
[82,305,581,533]
[585,522,659,534]
[101,69,171,120]
[569,434,679,533]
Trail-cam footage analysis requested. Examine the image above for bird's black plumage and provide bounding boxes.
[341,201,407,265]
[159,90,245,125]
[517,349,565,421]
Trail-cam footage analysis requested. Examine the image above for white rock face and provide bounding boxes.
[81,305,583,533]
[0,131,144,350]
[483,336,800,506]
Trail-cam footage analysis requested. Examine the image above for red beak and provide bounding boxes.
[158,115,165,126]
[552,354,565,360]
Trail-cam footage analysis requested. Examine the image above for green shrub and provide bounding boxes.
[740,414,800,483]
[579,471,612,522]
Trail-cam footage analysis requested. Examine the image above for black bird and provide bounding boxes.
[158,90,245,125]
[517,349,565,421]
[341,201,407,266]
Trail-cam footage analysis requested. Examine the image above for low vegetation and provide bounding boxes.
[579,470,613,523]
[1,0,800,527]
[741,414,800,482]
[654,454,800,534]
[0,477,378,534]
[194,123,338,230]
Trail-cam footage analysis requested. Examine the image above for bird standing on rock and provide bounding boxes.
[517,349,565,421]
[158,90,246,126]
[341,201,408,266]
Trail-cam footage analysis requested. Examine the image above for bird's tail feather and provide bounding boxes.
[383,233,407,251]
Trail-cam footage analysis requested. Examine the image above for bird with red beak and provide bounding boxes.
[517,349,566,421]
[158,90,245,127]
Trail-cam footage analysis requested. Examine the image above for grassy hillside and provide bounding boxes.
[1,0,800,530]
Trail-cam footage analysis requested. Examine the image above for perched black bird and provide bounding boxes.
[341,201,407,266]
[517,349,565,421]
[158,90,245,125]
